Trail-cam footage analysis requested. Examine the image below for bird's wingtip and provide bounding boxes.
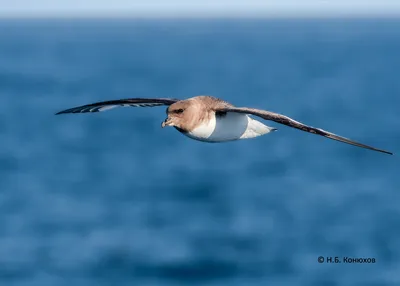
[380,149,393,155]
[55,108,72,115]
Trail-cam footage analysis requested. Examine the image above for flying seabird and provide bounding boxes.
[56,95,392,155]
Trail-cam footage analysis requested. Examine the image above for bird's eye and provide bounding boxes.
[175,109,184,114]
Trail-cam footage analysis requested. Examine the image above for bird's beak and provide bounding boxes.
[161,117,172,128]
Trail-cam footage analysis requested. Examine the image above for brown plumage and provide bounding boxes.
[163,96,232,132]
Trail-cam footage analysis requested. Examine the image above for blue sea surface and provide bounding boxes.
[0,19,399,286]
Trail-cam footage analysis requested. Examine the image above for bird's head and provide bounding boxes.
[162,101,192,130]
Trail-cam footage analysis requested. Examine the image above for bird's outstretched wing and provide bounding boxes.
[55,98,179,115]
[217,107,392,155]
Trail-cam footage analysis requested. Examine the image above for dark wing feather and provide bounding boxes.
[218,107,392,155]
[55,98,179,115]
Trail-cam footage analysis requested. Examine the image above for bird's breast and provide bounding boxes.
[183,112,271,142]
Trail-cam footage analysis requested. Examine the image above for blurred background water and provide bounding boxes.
[0,18,399,286]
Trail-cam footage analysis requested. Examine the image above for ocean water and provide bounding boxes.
[0,18,399,286]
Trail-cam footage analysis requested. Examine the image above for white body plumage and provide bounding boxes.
[185,112,275,142]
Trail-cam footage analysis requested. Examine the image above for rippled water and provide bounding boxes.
[0,18,399,286]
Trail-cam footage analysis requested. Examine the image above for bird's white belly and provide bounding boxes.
[184,113,273,142]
